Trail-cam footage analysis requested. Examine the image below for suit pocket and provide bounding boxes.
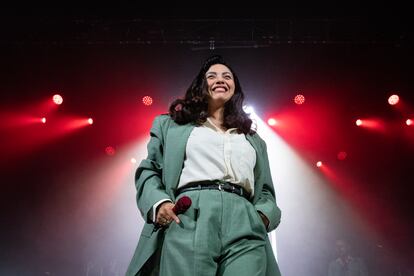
[246,201,268,236]
[166,192,200,233]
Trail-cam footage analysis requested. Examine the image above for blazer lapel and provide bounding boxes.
[245,134,263,202]
[163,122,195,199]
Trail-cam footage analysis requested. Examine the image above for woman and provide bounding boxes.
[126,55,282,276]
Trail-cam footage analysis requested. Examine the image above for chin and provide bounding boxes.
[214,97,231,103]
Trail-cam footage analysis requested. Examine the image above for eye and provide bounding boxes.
[224,75,232,80]
[206,75,215,79]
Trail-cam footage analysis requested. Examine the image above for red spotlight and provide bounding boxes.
[354,118,384,131]
[388,94,399,105]
[142,96,153,106]
[267,118,277,126]
[41,117,47,124]
[337,151,347,160]
[88,118,93,125]
[105,146,115,156]
[316,161,323,167]
[294,94,305,105]
[406,119,413,126]
[52,94,63,105]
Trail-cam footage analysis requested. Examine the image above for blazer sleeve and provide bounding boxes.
[254,139,282,232]
[135,115,171,223]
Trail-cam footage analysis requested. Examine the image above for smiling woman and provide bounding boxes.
[206,64,236,128]
[126,55,282,276]
[168,55,254,134]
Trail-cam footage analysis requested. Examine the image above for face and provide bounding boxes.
[205,64,235,107]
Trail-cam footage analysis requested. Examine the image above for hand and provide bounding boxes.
[258,211,269,229]
[156,202,181,226]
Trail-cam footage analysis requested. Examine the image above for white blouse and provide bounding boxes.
[177,117,256,194]
[151,117,257,222]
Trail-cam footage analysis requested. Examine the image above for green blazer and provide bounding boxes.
[126,114,282,276]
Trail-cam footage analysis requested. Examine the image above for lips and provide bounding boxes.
[212,86,228,92]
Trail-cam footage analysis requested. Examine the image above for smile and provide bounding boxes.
[212,86,228,92]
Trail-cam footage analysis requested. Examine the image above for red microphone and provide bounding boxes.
[173,196,192,214]
[153,196,192,233]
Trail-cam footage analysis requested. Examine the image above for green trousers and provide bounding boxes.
[159,189,268,276]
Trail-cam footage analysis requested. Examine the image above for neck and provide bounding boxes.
[208,104,225,124]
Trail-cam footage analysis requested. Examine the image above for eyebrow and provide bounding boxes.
[206,71,233,76]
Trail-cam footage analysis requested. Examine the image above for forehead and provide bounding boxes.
[206,64,232,74]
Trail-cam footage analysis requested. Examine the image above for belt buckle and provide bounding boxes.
[218,183,223,191]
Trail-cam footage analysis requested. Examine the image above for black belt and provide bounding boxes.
[176,180,250,200]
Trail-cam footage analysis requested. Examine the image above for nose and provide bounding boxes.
[215,77,225,84]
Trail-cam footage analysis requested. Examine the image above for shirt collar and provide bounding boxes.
[205,117,238,134]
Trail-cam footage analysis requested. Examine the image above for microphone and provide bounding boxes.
[172,196,192,214]
[152,196,192,233]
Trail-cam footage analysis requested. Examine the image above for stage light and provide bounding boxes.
[88,118,93,125]
[142,96,153,106]
[337,151,347,160]
[388,94,399,105]
[267,118,277,126]
[294,94,305,105]
[41,117,46,124]
[52,94,63,105]
[130,158,137,164]
[105,146,115,156]
[316,161,323,167]
[406,119,413,126]
[356,119,362,126]
[243,105,254,114]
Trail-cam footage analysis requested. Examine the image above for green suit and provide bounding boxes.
[126,114,282,276]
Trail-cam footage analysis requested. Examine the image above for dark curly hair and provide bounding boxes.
[169,55,255,135]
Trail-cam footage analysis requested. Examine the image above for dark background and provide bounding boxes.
[0,6,413,276]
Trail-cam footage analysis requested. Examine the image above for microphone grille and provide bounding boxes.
[178,196,192,210]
